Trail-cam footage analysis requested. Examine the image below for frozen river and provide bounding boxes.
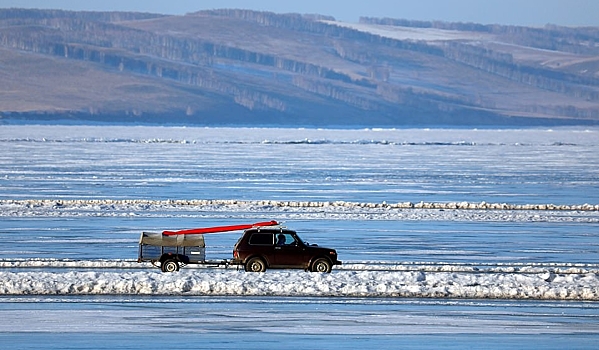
[1,126,599,348]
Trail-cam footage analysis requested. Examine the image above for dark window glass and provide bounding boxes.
[249,233,273,245]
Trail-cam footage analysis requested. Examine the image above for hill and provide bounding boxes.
[1,8,599,127]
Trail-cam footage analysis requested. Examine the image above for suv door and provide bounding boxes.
[273,232,308,267]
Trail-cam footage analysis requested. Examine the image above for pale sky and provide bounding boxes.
[1,0,598,26]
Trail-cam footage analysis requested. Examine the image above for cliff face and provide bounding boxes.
[1,8,598,126]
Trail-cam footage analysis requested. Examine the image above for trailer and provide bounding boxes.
[138,221,279,272]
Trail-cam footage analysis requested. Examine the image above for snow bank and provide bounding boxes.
[1,199,598,223]
[2,269,598,300]
[323,20,495,42]
[3,199,597,211]
[0,259,142,269]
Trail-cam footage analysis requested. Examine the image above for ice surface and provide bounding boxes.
[2,126,598,204]
[3,296,599,350]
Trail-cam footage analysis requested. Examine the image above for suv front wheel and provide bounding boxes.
[245,257,267,272]
[311,258,332,273]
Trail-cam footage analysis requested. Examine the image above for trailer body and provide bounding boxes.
[138,231,206,267]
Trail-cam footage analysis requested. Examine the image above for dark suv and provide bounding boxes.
[233,227,341,273]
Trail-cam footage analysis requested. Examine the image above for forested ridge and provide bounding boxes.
[1,8,598,126]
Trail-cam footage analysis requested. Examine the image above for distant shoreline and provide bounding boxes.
[2,114,598,129]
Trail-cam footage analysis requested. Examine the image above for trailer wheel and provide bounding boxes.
[245,257,266,272]
[311,258,332,273]
[161,259,179,273]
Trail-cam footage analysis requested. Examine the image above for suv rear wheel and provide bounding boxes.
[311,258,332,273]
[245,257,266,272]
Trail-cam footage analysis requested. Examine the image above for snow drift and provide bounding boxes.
[2,269,598,300]
[1,199,598,224]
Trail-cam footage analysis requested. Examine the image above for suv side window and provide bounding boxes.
[276,233,297,246]
[248,233,274,245]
